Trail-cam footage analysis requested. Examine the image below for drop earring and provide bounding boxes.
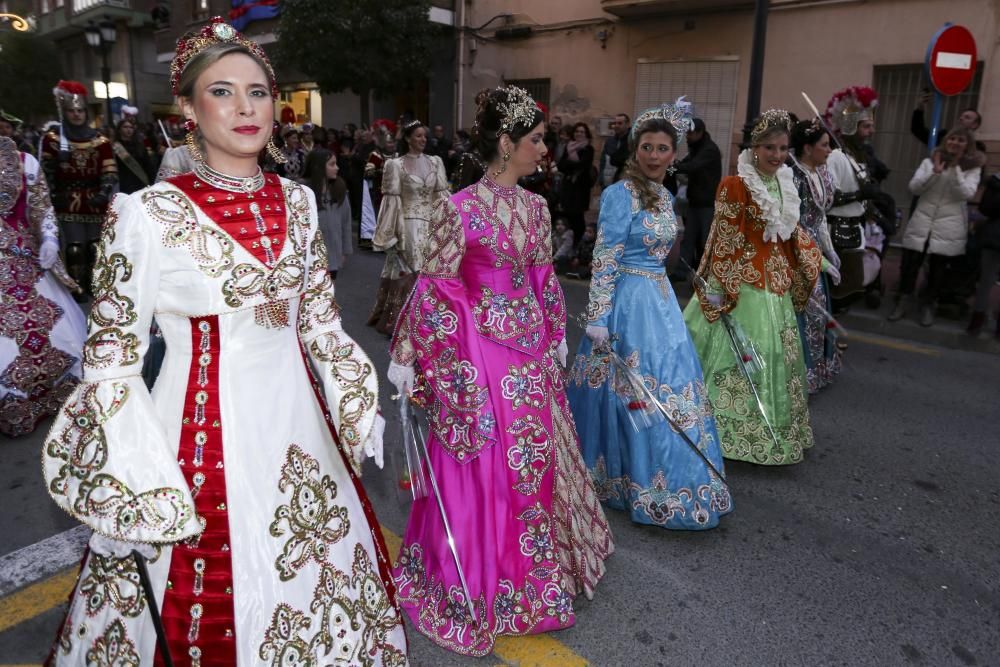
[267,121,287,165]
[184,119,204,164]
[492,151,510,178]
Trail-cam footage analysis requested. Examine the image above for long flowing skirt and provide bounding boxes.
[798,273,842,393]
[683,286,814,465]
[0,265,85,436]
[393,348,612,657]
[567,273,732,529]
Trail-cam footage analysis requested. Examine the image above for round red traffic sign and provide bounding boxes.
[926,24,977,96]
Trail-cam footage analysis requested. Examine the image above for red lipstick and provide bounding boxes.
[233,125,261,135]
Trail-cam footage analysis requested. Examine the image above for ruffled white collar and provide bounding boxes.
[737,148,800,242]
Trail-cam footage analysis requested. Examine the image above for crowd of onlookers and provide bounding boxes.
[3,99,997,336]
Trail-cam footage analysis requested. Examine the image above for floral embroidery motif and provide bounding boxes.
[299,236,376,453]
[505,415,553,496]
[500,361,546,410]
[472,285,544,353]
[79,553,150,618]
[82,209,140,370]
[424,346,495,462]
[270,444,351,581]
[142,189,235,277]
[261,541,404,665]
[85,619,140,666]
[45,382,195,540]
[585,224,625,324]
[590,458,732,527]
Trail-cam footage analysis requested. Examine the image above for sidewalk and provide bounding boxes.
[836,245,1000,355]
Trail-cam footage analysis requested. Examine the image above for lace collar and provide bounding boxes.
[736,148,799,242]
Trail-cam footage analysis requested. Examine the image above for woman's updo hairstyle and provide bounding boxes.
[790,118,829,156]
[623,116,679,212]
[475,86,544,163]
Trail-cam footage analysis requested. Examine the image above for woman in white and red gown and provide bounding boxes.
[42,18,407,665]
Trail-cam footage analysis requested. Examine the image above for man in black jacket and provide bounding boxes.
[675,118,722,272]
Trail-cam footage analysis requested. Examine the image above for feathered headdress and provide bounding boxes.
[631,96,695,145]
[53,80,88,112]
[824,86,878,136]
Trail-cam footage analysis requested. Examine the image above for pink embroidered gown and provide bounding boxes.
[390,176,613,656]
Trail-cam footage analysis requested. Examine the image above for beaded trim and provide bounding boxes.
[194,163,265,194]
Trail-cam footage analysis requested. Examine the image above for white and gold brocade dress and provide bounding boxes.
[42,169,407,665]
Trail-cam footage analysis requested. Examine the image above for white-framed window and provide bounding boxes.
[634,58,741,171]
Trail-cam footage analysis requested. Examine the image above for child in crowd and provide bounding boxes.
[553,217,576,273]
[566,224,597,280]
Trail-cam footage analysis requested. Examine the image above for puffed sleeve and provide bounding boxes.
[585,183,631,327]
[390,196,466,366]
[693,177,751,322]
[24,154,79,290]
[155,145,194,182]
[432,155,449,200]
[372,158,403,251]
[788,227,823,313]
[297,186,382,474]
[42,193,200,544]
[526,197,567,349]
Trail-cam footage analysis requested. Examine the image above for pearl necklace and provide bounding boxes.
[195,162,265,194]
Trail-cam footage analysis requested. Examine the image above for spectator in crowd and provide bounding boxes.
[911,92,984,150]
[674,117,723,272]
[428,123,452,160]
[558,121,596,241]
[112,118,155,194]
[565,224,597,280]
[599,113,630,186]
[0,110,34,154]
[279,127,307,181]
[349,127,376,220]
[968,169,1000,336]
[545,114,564,158]
[891,127,984,326]
[305,147,353,281]
[552,217,576,273]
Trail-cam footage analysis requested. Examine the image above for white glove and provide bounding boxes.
[38,239,59,269]
[557,339,569,367]
[825,263,842,286]
[585,325,609,347]
[361,413,385,469]
[387,361,415,395]
[89,533,157,560]
[705,292,725,308]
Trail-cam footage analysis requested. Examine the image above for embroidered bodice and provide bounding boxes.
[790,157,836,259]
[586,180,676,325]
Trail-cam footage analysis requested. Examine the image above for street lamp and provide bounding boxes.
[85,17,117,125]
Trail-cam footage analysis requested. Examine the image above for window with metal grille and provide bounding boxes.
[634,59,741,171]
[503,78,551,111]
[871,63,983,221]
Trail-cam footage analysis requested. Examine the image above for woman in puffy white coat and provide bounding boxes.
[890,127,984,326]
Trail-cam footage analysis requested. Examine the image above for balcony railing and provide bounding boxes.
[601,0,751,18]
[73,0,130,14]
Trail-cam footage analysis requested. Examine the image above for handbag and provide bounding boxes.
[829,216,863,251]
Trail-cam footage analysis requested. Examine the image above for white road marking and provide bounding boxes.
[0,525,88,597]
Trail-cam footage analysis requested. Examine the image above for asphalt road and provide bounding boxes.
[2,244,998,666]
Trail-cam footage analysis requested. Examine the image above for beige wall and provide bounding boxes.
[461,0,998,165]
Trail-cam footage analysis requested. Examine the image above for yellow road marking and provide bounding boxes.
[3,528,589,666]
[848,332,941,357]
[0,567,76,634]
[494,634,589,666]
